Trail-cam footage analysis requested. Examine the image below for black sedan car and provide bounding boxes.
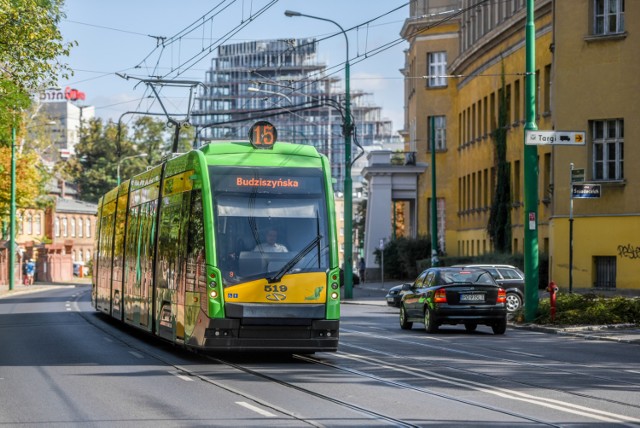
[385,283,412,307]
[399,267,508,335]
[453,264,524,313]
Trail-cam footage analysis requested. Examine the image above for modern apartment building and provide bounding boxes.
[193,39,397,193]
[401,0,637,291]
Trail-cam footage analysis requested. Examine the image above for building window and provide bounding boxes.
[34,214,42,235]
[428,116,447,151]
[62,218,68,237]
[427,51,447,88]
[594,256,616,289]
[592,119,624,181]
[71,218,76,237]
[54,217,60,237]
[594,0,624,35]
[78,218,83,237]
[25,213,32,235]
[86,218,91,238]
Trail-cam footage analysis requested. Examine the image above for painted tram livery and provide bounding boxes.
[92,122,340,352]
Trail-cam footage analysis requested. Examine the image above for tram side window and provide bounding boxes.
[113,194,128,281]
[123,205,140,295]
[185,190,205,292]
[156,193,190,293]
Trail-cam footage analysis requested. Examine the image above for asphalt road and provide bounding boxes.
[1,283,639,426]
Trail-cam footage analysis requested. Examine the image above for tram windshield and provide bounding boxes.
[209,166,330,286]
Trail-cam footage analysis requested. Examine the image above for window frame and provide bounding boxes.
[427,51,447,88]
[593,0,625,36]
[591,119,624,181]
[428,115,447,152]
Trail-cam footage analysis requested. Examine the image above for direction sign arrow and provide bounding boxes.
[525,130,586,145]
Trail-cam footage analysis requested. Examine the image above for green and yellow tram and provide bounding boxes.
[92,122,340,352]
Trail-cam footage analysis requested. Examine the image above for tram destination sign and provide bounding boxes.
[572,183,601,199]
[525,130,586,145]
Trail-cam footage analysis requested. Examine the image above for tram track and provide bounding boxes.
[74,289,640,426]
[340,326,640,408]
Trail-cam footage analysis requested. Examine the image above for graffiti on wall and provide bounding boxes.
[618,244,640,260]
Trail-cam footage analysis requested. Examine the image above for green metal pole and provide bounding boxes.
[9,126,17,291]
[343,50,354,299]
[284,10,352,297]
[430,116,439,266]
[523,0,539,321]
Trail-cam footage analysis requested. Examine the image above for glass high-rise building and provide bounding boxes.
[193,38,398,192]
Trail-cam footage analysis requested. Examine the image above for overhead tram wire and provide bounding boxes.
[283,0,491,95]
[159,0,279,80]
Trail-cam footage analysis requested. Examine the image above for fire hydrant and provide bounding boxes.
[546,281,559,322]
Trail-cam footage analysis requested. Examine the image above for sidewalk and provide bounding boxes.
[0,278,91,299]
[345,280,640,345]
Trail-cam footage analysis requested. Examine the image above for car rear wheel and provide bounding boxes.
[424,307,438,333]
[400,306,413,330]
[464,322,477,332]
[492,318,507,335]
[506,293,522,312]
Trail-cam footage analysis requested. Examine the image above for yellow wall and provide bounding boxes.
[549,0,640,291]
[550,217,640,290]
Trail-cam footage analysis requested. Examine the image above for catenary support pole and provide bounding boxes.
[523,0,539,322]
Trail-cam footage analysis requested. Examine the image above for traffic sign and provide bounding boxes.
[525,130,586,145]
[571,168,585,183]
[572,183,601,198]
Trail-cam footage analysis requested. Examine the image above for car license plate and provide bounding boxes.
[460,294,484,302]
[387,297,395,302]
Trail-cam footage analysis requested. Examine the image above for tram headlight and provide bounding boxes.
[330,291,339,300]
[209,290,218,299]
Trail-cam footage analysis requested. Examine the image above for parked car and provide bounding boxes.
[400,267,508,335]
[453,264,524,313]
[385,283,412,307]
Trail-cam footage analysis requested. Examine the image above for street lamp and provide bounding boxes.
[117,153,148,186]
[285,10,354,298]
[8,126,17,291]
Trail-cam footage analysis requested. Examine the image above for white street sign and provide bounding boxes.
[525,130,586,145]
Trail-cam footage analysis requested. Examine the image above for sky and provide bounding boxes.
[58,0,410,132]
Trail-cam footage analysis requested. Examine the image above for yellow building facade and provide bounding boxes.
[550,0,639,291]
[402,1,639,291]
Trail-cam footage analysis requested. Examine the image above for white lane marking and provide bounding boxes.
[504,350,543,358]
[336,351,640,424]
[236,401,276,417]
[129,351,144,359]
[169,371,193,382]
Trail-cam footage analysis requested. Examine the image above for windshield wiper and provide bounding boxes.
[267,234,322,283]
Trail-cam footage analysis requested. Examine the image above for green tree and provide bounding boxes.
[71,118,123,202]
[487,65,512,252]
[0,0,74,92]
[68,116,193,202]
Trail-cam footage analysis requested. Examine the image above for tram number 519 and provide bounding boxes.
[264,285,288,292]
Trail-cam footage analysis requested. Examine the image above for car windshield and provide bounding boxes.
[441,271,495,285]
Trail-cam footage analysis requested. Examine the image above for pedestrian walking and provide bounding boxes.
[358,257,366,284]
[25,259,35,285]
[22,260,29,286]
